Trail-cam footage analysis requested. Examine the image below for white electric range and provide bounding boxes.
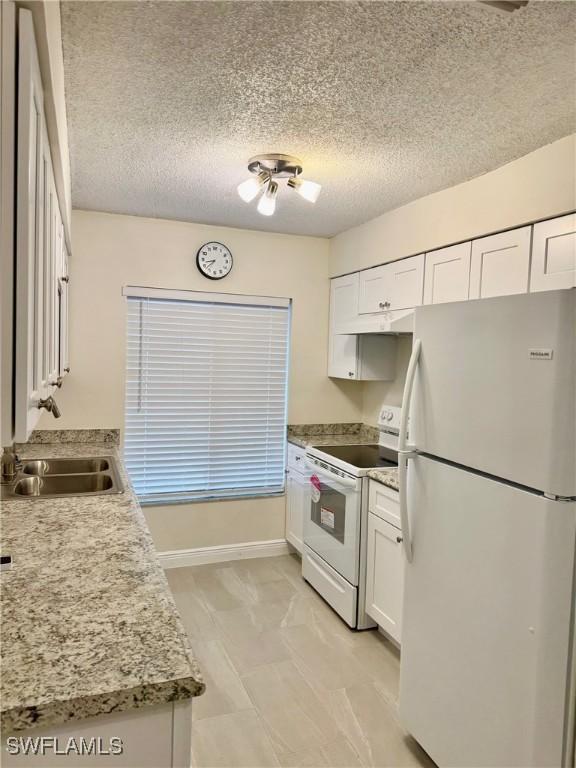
[302,405,401,629]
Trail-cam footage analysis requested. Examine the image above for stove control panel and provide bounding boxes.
[378,405,402,432]
[378,405,404,450]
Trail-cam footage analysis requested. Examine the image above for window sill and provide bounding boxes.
[139,490,286,507]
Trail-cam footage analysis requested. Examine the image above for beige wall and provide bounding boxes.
[330,134,576,277]
[332,133,576,424]
[41,210,361,551]
[361,336,412,427]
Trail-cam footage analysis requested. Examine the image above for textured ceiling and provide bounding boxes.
[61,0,576,238]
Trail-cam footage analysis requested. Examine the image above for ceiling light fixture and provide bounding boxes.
[237,171,268,203]
[287,176,322,204]
[257,180,278,216]
[237,153,321,216]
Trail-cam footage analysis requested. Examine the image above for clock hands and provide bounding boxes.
[203,259,216,267]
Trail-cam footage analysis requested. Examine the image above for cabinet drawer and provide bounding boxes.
[302,545,357,628]
[369,479,401,529]
[287,442,306,472]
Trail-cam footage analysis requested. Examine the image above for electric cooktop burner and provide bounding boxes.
[310,444,398,469]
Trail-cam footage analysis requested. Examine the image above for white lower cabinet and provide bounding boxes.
[365,482,404,644]
[530,213,576,292]
[285,444,309,553]
[2,699,192,768]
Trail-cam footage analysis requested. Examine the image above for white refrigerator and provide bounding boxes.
[398,289,576,768]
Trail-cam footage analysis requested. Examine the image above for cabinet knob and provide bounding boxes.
[348,371,354,377]
[396,536,403,543]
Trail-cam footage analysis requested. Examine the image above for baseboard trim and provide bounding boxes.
[158,539,290,568]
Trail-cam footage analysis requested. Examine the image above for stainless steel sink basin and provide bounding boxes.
[14,473,114,497]
[22,458,110,475]
[0,455,123,500]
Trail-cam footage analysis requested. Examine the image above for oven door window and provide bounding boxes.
[311,484,345,543]
[304,470,361,585]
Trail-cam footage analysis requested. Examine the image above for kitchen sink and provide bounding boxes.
[14,473,114,497]
[1,455,123,500]
[22,458,110,475]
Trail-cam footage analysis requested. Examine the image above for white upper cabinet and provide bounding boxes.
[386,254,425,311]
[329,272,359,332]
[328,273,359,378]
[530,213,576,292]
[15,11,48,441]
[424,242,471,305]
[469,226,531,300]
[14,10,68,441]
[358,254,424,314]
[59,245,70,377]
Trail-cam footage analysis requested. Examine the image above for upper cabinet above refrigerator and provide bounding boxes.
[423,242,471,305]
[530,213,576,292]
[469,226,532,299]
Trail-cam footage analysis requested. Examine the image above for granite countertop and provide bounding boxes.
[287,422,380,449]
[0,436,205,734]
[367,468,400,492]
[287,423,400,492]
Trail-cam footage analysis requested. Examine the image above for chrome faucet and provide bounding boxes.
[1,446,22,484]
[37,396,61,418]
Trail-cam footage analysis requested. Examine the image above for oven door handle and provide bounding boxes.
[304,460,358,489]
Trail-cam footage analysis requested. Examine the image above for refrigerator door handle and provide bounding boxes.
[398,450,415,563]
[399,338,421,453]
[398,339,421,563]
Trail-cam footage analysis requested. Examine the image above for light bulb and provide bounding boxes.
[257,181,278,216]
[288,177,321,203]
[237,171,268,203]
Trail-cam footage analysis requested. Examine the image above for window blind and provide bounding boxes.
[124,290,290,503]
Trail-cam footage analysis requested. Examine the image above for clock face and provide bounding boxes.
[196,242,233,280]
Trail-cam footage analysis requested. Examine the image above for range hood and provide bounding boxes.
[336,308,415,335]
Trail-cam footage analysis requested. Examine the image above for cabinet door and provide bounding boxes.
[45,167,61,389]
[469,226,531,299]
[59,243,70,377]
[385,253,424,311]
[285,471,308,553]
[359,255,424,314]
[365,512,404,643]
[424,242,471,305]
[14,10,47,441]
[328,274,358,379]
[358,264,388,314]
[530,213,576,292]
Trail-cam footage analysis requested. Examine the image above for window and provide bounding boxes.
[123,286,291,503]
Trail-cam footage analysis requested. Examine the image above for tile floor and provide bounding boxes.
[166,554,435,768]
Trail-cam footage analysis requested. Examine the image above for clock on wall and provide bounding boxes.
[196,242,233,280]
